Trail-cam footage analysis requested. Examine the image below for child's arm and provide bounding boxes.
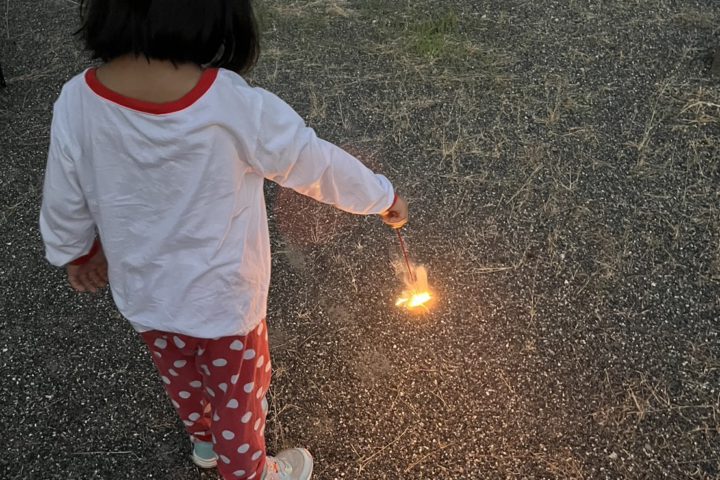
[248,89,408,225]
[39,111,107,292]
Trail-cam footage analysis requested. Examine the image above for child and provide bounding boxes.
[39,1,409,479]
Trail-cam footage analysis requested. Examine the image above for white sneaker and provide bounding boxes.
[262,448,313,480]
[191,441,218,469]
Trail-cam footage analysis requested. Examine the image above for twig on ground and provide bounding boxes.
[507,164,543,207]
[357,426,411,472]
[404,441,457,474]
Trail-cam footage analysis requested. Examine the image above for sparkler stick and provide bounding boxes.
[395,228,415,283]
[393,228,432,312]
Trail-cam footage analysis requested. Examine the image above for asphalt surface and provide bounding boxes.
[1,1,719,479]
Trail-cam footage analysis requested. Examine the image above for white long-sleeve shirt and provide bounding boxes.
[40,68,394,337]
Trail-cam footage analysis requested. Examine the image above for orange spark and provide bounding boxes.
[395,264,433,312]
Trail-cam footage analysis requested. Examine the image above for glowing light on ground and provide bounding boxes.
[395,264,433,313]
[396,291,432,309]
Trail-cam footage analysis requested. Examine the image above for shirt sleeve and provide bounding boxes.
[248,88,395,215]
[39,110,96,267]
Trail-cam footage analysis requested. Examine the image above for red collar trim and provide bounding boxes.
[85,67,219,114]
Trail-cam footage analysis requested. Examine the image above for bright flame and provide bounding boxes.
[395,291,432,308]
[395,264,433,312]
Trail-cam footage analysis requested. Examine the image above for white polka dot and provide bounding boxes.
[219,383,228,393]
[256,388,263,399]
[222,430,235,440]
[201,365,211,376]
[251,450,262,461]
[206,387,215,397]
[212,434,216,443]
[237,443,250,454]
[256,355,265,368]
[261,397,268,413]
[227,399,239,409]
[265,362,271,373]
[168,368,179,377]
[243,382,255,393]
[198,348,205,356]
[260,424,265,437]
[161,376,171,385]
[173,336,186,348]
[254,418,261,431]
[220,454,231,464]
[173,360,187,368]
[230,340,244,351]
[179,391,191,399]
[213,412,220,422]
[233,470,246,477]
[231,374,240,384]
[188,412,201,421]
[248,473,257,480]
[243,349,256,360]
[190,380,202,388]
[241,412,252,423]
[171,400,180,409]
[257,322,264,336]
[213,358,228,367]
[154,338,167,349]
[183,420,193,426]
[153,351,162,358]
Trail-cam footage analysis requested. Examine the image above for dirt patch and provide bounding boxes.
[350,347,394,385]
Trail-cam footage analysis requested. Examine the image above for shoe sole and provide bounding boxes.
[294,448,314,479]
[192,452,218,469]
[302,448,314,479]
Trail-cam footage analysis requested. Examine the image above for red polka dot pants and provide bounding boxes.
[141,319,272,479]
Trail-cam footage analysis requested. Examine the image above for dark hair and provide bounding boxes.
[77,0,259,74]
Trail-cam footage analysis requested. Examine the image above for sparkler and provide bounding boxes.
[393,228,433,312]
[396,228,415,283]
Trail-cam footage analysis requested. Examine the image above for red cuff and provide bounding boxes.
[388,193,399,211]
[70,239,101,266]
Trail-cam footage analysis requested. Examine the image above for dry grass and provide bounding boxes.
[250,1,720,476]
[265,365,297,454]
[593,372,719,432]
[270,0,355,18]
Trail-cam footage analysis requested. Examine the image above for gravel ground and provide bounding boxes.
[1,1,719,479]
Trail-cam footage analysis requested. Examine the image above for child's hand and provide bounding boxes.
[67,246,108,293]
[380,194,409,229]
